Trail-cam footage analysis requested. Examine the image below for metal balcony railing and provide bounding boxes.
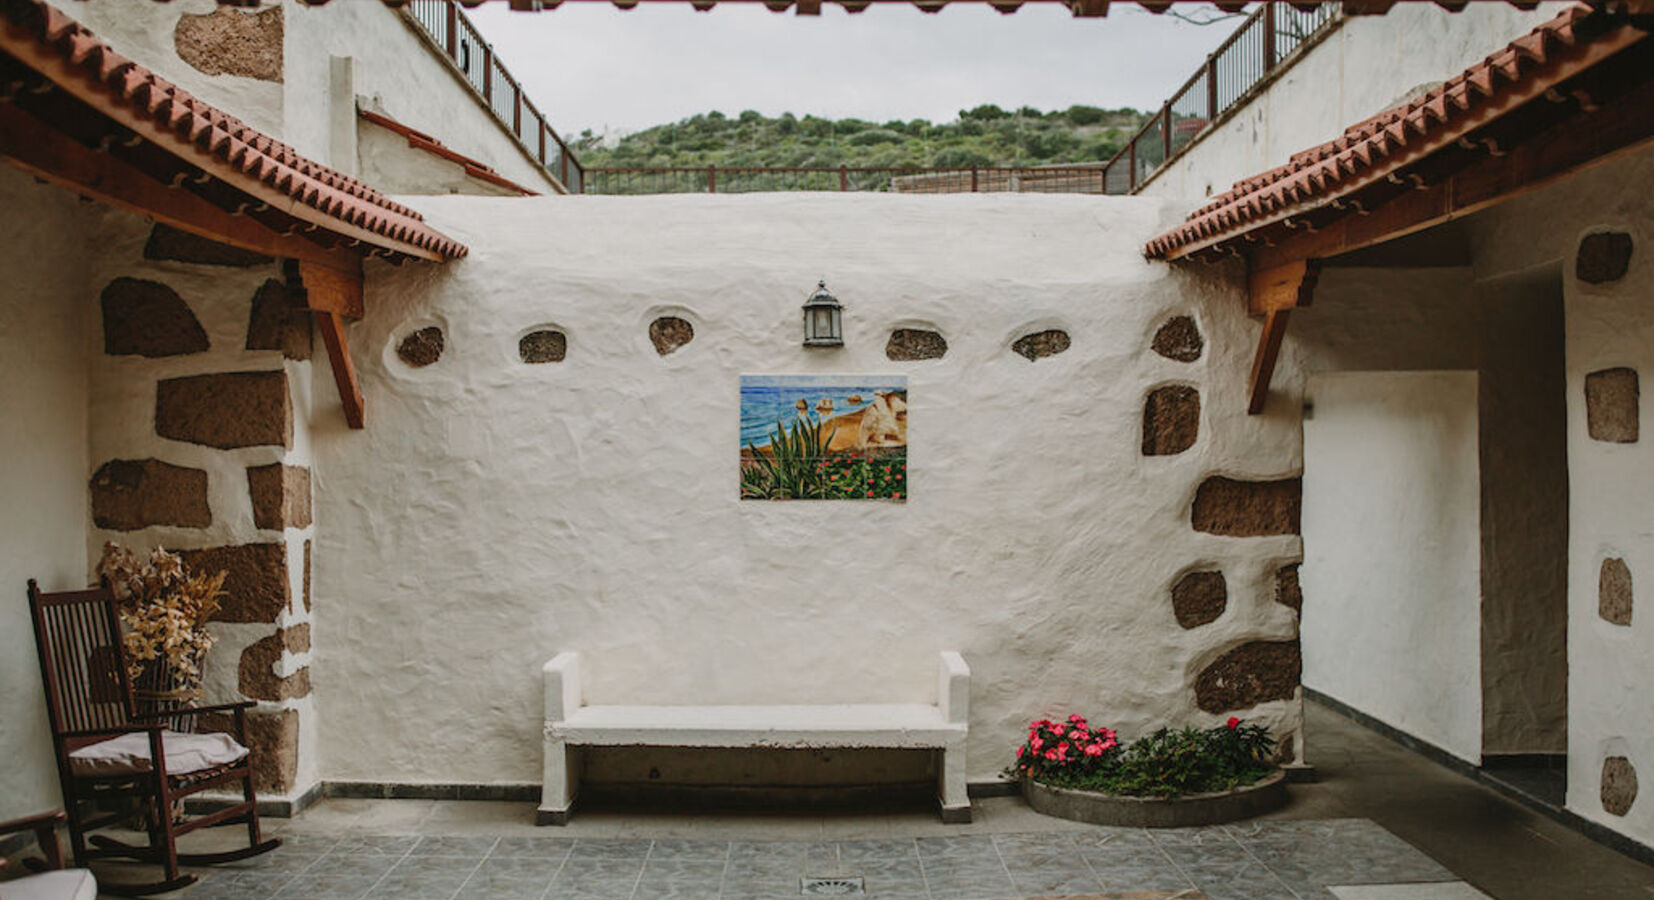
[403,0,585,193]
[1098,2,1342,194]
[581,165,1118,194]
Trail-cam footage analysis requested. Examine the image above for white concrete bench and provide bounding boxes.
[538,651,970,825]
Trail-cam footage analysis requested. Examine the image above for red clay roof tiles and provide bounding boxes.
[2,0,467,260]
[1143,4,1623,260]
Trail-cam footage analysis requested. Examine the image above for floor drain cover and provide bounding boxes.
[801,875,865,895]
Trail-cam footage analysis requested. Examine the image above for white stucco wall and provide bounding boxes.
[1302,371,1483,763]
[0,170,91,822]
[282,1,562,192]
[312,193,1305,788]
[1466,145,1654,845]
[1140,3,1568,211]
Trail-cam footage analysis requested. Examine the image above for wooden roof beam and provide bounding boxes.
[1246,260,1320,415]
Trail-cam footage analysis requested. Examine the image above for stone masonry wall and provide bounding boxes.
[86,209,317,801]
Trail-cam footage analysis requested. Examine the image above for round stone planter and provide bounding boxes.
[1022,769,1287,828]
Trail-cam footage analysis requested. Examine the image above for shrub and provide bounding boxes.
[1009,715,1276,799]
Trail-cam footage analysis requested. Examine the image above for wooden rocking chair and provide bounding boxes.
[26,580,281,897]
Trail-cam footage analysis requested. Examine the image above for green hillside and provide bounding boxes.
[572,104,1147,170]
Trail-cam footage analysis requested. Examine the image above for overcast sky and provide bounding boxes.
[467,3,1244,138]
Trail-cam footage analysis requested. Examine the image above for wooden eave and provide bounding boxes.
[1146,10,1653,413]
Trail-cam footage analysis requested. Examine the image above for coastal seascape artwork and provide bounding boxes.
[740,375,908,501]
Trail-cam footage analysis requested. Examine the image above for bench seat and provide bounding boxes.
[539,651,971,826]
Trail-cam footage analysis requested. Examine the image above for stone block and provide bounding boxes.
[1599,557,1633,626]
[180,542,289,623]
[519,329,566,363]
[1171,570,1226,629]
[1011,329,1070,362]
[397,326,444,367]
[245,279,312,361]
[247,464,312,530]
[649,317,695,356]
[1192,476,1301,537]
[1152,315,1204,362]
[1142,385,1200,456]
[101,277,209,358]
[1585,368,1638,443]
[174,6,283,82]
[143,223,272,267]
[156,371,291,449]
[1602,756,1638,816]
[238,625,311,701]
[90,459,210,531]
[1275,564,1302,613]
[1195,640,1302,713]
[202,708,299,795]
[1576,232,1633,285]
[885,328,947,361]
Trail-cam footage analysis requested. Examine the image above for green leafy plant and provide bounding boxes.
[1008,715,1276,799]
[742,417,836,499]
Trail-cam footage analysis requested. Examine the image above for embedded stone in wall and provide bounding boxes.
[1171,570,1226,629]
[90,459,211,531]
[1599,557,1633,626]
[203,708,298,795]
[886,328,948,361]
[1275,563,1303,614]
[649,317,695,356]
[156,371,292,449]
[519,329,566,363]
[1152,315,1204,362]
[1194,640,1302,713]
[1602,756,1638,817]
[101,277,209,358]
[238,625,311,702]
[247,464,312,531]
[180,542,289,623]
[246,279,312,361]
[1012,329,1070,362]
[302,539,312,612]
[174,6,283,82]
[1576,232,1634,285]
[1585,368,1638,443]
[143,223,272,267]
[1192,476,1302,537]
[1142,385,1200,456]
[398,327,445,367]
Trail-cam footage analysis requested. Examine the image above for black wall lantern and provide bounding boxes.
[802,280,844,347]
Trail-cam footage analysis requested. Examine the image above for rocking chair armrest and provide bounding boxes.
[60,723,165,738]
[0,810,66,870]
[132,700,256,719]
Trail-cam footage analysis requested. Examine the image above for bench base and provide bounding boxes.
[939,802,973,824]
[536,807,571,826]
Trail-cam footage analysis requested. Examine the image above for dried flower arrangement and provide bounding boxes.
[96,542,227,696]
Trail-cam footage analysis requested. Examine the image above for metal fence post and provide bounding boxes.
[482,46,493,103]
[707,165,717,194]
[1206,57,1219,122]
[839,165,849,191]
[445,1,458,60]
[970,167,979,192]
[1263,2,1277,73]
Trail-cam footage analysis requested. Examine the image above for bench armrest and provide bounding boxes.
[938,652,969,724]
[544,652,582,723]
[0,810,66,871]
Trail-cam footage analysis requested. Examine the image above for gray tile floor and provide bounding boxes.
[174,819,1451,900]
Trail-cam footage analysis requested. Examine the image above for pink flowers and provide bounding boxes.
[1009,714,1120,782]
[1227,717,1241,729]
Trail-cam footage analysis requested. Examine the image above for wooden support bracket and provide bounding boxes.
[1246,259,1321,414]
[294,260,367,429]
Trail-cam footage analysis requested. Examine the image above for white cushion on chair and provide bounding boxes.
[68,730,247,777]
[1,867,98,900]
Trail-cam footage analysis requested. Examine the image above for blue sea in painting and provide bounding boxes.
[740,375,906,449]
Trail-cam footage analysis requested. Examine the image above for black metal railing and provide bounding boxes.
[403,0,585,193]
[1098,1,1341,194]
[581,165,1117,195]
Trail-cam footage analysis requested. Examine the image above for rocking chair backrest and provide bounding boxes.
[27,580,136,739]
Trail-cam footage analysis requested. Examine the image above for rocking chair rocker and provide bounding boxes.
[26,580,281,896]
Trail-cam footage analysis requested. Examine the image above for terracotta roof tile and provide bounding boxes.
[2,0,467,260]
[1144,4,1631,259]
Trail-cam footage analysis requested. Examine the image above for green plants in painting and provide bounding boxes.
[1009,714,1276,799]
[740,375,907,501]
